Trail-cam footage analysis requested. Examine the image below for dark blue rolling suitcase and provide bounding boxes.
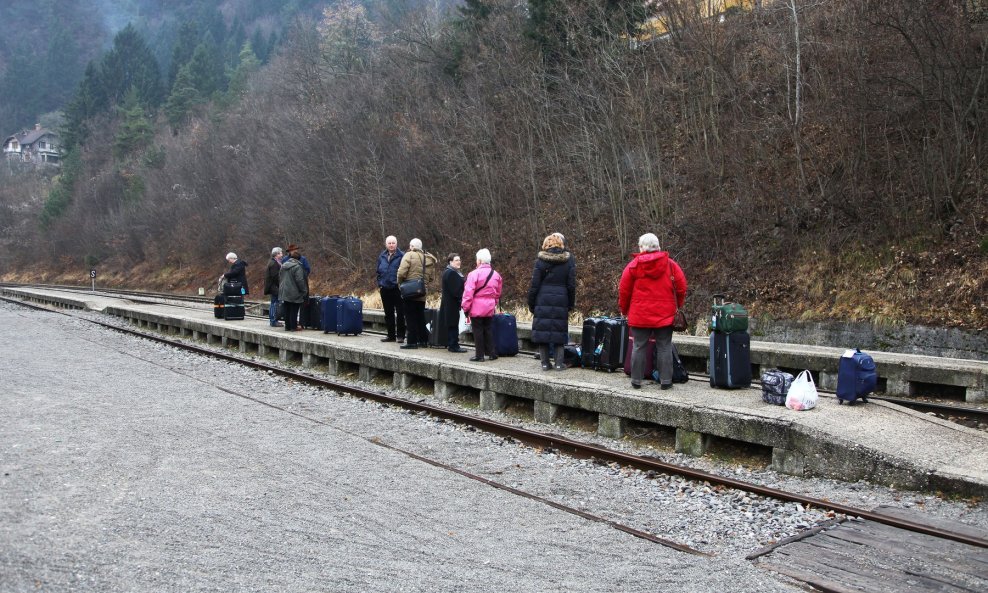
[709,331,751,388]
[336,297,363,335]
[214,294,226,319]
[321,296,340,334]
[491,313,519,356]
[836,349,877,405]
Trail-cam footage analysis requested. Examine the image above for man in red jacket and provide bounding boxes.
[619,233,687,390]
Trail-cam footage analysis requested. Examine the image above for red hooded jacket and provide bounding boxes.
[618,251,687,328]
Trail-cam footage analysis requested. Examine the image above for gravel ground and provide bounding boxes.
[2,302,986,592]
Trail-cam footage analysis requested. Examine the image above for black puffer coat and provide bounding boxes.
[527,248,576,345]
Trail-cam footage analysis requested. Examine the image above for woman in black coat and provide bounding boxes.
[527,234,576,370]
[439,253,467,353]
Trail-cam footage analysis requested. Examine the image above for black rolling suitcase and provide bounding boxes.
[224,295,245,320]
[581,317,604,368]
[300,296,321,329]
[709,331,751,388]
[594,318,628,372]
[425,308,447,348]
[213,294,226,319]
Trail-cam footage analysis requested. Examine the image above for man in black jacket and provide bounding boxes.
[264,247,283,327]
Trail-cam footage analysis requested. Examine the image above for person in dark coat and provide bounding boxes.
[279,250,307,332]
[263,247,283,327]
[618,233,687,390]
[219,252,249,295]
[527,234,576,370]
[376,235,406,342]
[439,253,467,353]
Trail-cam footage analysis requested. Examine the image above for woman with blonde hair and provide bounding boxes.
[527,234,576,370]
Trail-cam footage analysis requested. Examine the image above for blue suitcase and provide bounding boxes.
[491,313,519,356]
[321,296,340,334]
[836,349,877,405]
[336,296,363,335]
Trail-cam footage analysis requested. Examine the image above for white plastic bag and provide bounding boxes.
[458,310,472,335]
[786,370,819,411]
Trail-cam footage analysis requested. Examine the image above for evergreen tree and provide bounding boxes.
[99,24,164,109]
[167,21,200,89]
[61,62,101,149]
[113,86,154,159]
[186,41,226,98]
[251,28,272,63]
[459,0,494,23]
[227,42,261,99]
[40,146,82,227]
[164,64,201,131]
[526,0,651,62]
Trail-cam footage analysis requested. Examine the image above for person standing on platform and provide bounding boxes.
[528,234,576,371]
[219,252,249,295]
[619,233,687,390]
[396,238,437,350]
[264,247,284,327]
[279,249,306,332]
[440,253,467,353]
[285,243,312,328]
[376,235,406,343]
[461,248,502,362]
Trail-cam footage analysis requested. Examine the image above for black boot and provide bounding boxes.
[539,345,551,371]
[554,345,566,370]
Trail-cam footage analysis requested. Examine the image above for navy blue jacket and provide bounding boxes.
[376,249,405,289]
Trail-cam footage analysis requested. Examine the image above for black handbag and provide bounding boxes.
[399,253,427,299]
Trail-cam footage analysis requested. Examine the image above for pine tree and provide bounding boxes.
[186,41,225,98]
[227,42,261,99]
[113,86,154,159]
[167,21,200,89]
[99,24,164,109]
[164,64,201,131]
[526,0,651,62]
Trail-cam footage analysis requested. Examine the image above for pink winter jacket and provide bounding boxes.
[461,263,503,318]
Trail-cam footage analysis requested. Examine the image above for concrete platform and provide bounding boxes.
[4,286,988,497]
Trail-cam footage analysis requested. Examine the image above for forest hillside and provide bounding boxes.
[1,0,986,330]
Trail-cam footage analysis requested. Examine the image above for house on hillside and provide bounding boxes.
[3,124,61,165]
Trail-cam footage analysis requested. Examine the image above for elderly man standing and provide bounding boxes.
[264,247,283,327]
[376,235,406,343]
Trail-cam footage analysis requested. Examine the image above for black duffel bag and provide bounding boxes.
[399,255,427,299]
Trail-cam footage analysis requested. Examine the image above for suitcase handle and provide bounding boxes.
[712,293,725,305]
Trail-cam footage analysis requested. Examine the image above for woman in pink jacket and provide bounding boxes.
[461,248,503,362]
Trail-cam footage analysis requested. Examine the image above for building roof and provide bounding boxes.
[4,128,57,146]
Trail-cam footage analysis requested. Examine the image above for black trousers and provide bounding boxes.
[472,316,494,358]
[404,300,426,345]
[284,301,301,331]
[380,286,406,339]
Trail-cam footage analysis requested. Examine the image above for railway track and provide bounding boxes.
[4,293,986,553]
